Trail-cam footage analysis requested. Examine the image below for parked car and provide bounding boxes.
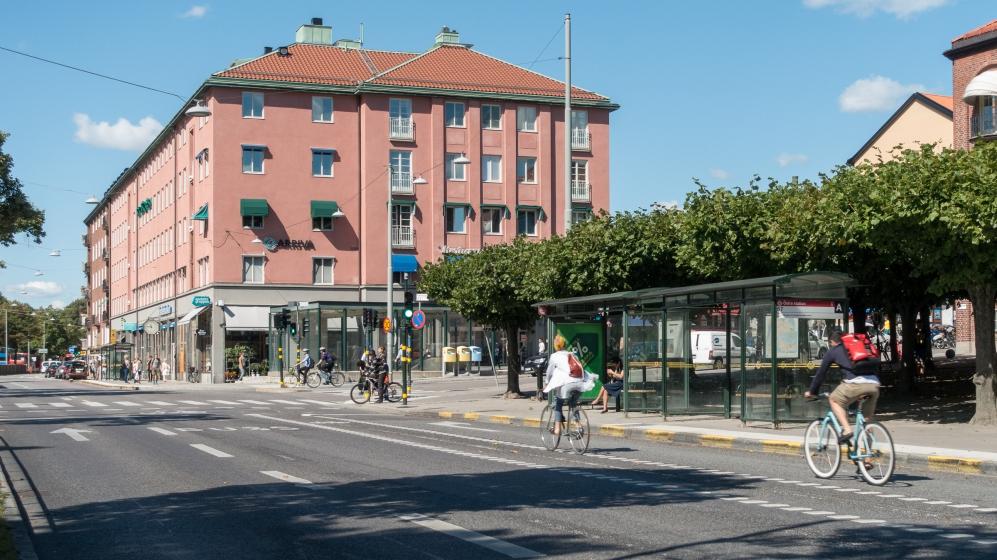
[64,360,88,380]
[54,361,75,380]
[41,360,61,377]
[522,354,548,377]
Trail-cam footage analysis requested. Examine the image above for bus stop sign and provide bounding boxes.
[411,309,426,330]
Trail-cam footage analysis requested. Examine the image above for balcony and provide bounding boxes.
[390,172,413,194]
[101,279,109,292]
[971,109,997,139]
[571,181,591,201]
[391,226,415,248]
[389,118,414,141]
[571,128,591,151]
[101,217,109,231]
[81,233,88,245]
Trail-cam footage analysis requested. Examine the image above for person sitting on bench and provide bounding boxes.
[593,359,624,413]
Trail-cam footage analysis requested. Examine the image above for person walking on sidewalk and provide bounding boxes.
[538,337,547,356]
[120,359,130,383]
[133,357,143,384]
[152,355,162,385]
[237,350,247,381]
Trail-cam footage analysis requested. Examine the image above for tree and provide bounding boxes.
[0,131,45,267]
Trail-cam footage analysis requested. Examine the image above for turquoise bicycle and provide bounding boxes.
[803,393,895,486]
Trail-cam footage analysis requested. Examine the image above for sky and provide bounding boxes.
[0,0,990,308]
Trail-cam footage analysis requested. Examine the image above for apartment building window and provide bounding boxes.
[482,155,502,182]
[571,208,592,226]
[445,205,468,234]
[481,104,502,130]
[570,160,589,200]
[242,255,264,284]
[389,98,413,139]
[389,150,412,192]
[196,149,209,180]
[313,257,334,285]
[391,204,415,247]
[481,207,503,235]
[446,153,466,180]
[242,146,265,174]
[517,106,537,132]
[312,96,334,123]
[445,102,465,127]
[517,209,538,236]
[516,157,537,183]
[570,110,589,150]
[312,149,335,177]
[197,257,210,287]
[312,216,333,231]
[242,92,264,118]
[243,215,263,229]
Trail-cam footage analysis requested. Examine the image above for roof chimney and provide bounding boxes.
[263,46,273,54]
[296,17,332,45]
[435,26,460,45]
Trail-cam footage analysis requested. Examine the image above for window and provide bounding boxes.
[481,208,503,235]
[446,153,466,180]
[391,204,414,247]
[312,258,334,285]
[312,96,334,122]
[481,104,502,129]
[242,255,264,284]
[517,106,537,132]
[312,149,334,177]
[242,215,263,229]
[571,160,589,200]
[445,206,468,234]
[445,102,465,127]
[196,149,209,180]
[571,209,591,225]
[389,98,413,139]
[242,146,265,174]
[972,96,997,138]
[242,92,264,118]
[517,210,538,236]
[312,216,333,231]
[389,150,412,192]
[482,155,502,182]
[516,157,537,183]
[571,110,589,149]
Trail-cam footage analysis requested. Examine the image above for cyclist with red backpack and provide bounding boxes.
[804,327,881,444]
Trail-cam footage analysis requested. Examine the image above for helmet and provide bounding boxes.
[303,348,310,353]
[319,347,326,351]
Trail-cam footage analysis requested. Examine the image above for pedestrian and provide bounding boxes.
[161,359,171,381]
[152,355,162,385]
[133,358,143,384]
[237,350,247,381]
[538,337,547,355]
[120,359,130,383]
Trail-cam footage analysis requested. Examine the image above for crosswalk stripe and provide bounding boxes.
[237,400,269,405]
[15,403,37,409]
[113,401,142,407]
[81,401,107,408]
[298,399,337,407]
[148,427,176,436]
[49,403,72,408]
[268,399,303,405]
[190,443,232,458]
[178,400,207,406]
[260,470,312,485]
[208,400,240,405]
[146,400,175,406]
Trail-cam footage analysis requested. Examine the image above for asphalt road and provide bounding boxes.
[0,374,994,559]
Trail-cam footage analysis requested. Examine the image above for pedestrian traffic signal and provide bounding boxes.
[403,290,415,319]
[302,317,310,334]
[274,313,286,330]
[289,322,298,337]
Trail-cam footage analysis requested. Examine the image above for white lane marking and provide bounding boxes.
[190,443,232,458]
[827,515,859,520]
[776,480,800,484]
[903,527,939,533]
[261,471,312,485]
[298,399,338,407]
[942,534,974,539]
[146,400,175,406]
[851,519,885,524]
[947,504,978,509]
[208,400,240,405]
[148,427,176,436]
[796,482,822,487]
[430,421,500,433]
[815,485,839,489]
[48,403,72,408]
[924,500,951,505]
[759,503,791,508]
[175,428,203,432]
[834,488,861,492]
[972,540,997,545]
[237,400,269,405]
[113,401,141,407]
[740,500,768,505]
[15,403,37,409]
[804,511,836,516]
[179,400,208,406]
[976,508,997,513]
[268,399,303,405]
[50,428,92,441]
[899,497,927,502]
[782,507,812,512]
[400,514,544,559]
[877,494,905,498]
[720,497,748,501]
[81,401,107,407]
[856,491,881,495]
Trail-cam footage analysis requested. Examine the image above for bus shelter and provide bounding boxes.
[536,272,855,424]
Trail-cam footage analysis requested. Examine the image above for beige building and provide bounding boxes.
[848,92,953,165]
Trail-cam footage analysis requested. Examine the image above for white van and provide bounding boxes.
[691,331,753,369]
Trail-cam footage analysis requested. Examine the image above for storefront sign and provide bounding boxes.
[439,245,479,255]
[776,299,841,320]
[262,237,314,252]
[192,296,211,307]
[196,329,207,336]
[159,304,173,315]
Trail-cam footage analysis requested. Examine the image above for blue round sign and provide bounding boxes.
[411,309,426,330]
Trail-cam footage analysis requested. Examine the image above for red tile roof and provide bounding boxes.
[953,19,997,43]
[921,93,953,111]
[214,43,609,102]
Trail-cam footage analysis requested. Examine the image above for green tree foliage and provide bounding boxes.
[0,131,45,267]
[1,297,85,359]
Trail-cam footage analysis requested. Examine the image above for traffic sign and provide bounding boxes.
[38,348,48,354]
[411,309,426,330]
[67,345,76,353]
[382,318,391,333]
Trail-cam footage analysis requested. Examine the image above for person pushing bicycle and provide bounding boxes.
[804,327,881,444]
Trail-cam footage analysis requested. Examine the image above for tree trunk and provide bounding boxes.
[851,292,867,335]
[968,284,997,425]
[888,309,899,364]
[898,305,917,394]
[918,305,934,371]
[503,325,523,397]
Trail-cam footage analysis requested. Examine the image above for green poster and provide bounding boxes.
[555,322,605,401]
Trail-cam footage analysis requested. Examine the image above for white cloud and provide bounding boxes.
[709,168,730,180]
[776,153,809,167]
[73,113,162,151]
[803,0,949,19]
[838,75,923,112]
[7,281,63,296]
[182,5,208,18]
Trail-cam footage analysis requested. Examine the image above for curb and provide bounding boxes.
[413,409,995,476]
[79,380,140,391]
[0,441,40,560]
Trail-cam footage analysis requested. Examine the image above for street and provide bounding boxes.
[0,375,992,559]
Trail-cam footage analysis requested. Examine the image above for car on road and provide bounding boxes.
[63,360,88,380]
[54,361,78,380]
[41,360,61,376]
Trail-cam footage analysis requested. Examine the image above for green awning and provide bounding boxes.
[571,201,593,208]
[310,200,340,218]
[240,199,269,217]
[516,205,546,220]
[481,204,510,218]
[444,201,471,209]
[390,199,417,207]
[192,203,209,221]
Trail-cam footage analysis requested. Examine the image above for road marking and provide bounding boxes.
[48,402,71,408]
[175,427,203,432]
[113,401,142,407]
[942,534,974,539]
[15,403,37,409]
[759,503,790,508]
[81,401,107,407]
[972,540,997,545]
[903,527,939,533]
[899,497,927,501]
[796,482,822,487]
[50,428,92,441]
[146,400,175,406]
[948,504,978,509]
[834,488,861,492]
[827,515,859,520]
[268,399,304,405]
[179,400,208,406]
[803,511,836,516]
[190,443,232,458]
[924,500,951,505]
[856,491,881,495]
[976,508,997,513]
[148,427,176,436]
[208,400,240,405]
[237,400,269,405]
[400,514,544,559]
[430,421,500,433]
[782,507,812,512]
[298,399,338,407]
[261,470,312,485]
[851,519,885,524]
[877,494,905,498]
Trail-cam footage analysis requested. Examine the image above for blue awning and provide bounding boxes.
[391,254,419,273]
[122,322,139,332]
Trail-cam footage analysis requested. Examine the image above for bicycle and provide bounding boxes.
[317,365,347,387]
[803,393,895,486]
[540,389,589,454]
[285,366,321,388]
[350,369,401,404]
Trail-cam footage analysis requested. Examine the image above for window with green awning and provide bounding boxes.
[481,204,510,219]
[516,204,546,220]
[192,203,209,221]
[310,200,340,218]
[240,199,269,217]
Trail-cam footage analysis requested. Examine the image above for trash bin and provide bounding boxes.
[469,346,482,362]
[457,346,471,362]
[443,347,457,363]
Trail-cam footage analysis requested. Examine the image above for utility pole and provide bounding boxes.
[563,12,573,234]
[386,166,394,379]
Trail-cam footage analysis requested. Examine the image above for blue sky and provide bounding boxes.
[0,0,989,307]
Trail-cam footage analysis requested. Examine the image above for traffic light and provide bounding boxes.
[289,322,298,337]
[274,312,286,330]
[403,291,415,319]
[302,317,310,335]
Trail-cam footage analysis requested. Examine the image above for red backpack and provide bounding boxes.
[567,353,584,378]
[840,333,880,364]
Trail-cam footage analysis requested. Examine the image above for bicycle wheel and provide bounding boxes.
[856,422,895,486]
[567,407,590,454]
[383,382,403,403]
[539,406,560,451]
[330,371,346,387]
[804,419,841,479]
[305,372,321,388]
[350,382,371,404]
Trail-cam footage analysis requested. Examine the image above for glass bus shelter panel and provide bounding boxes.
[607,312,624,362]
[417,311,445,372]
[345,309,366,367]
[741,302,774,421]
[775,317,843,421]
[665,307,730,416]
[321,308,345,367]
[624,312,663,414]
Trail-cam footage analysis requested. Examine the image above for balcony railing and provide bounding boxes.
[571,128,591,151]
[391,226,415,248]
[571,180,591,201]
[101,248,109,261]
[390,172,413,194]
[971,109,997,139]
[389,118,414,141]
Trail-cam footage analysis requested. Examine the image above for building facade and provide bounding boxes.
[82,19,617,381]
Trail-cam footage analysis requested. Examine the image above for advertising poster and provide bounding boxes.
[554,322,605,400]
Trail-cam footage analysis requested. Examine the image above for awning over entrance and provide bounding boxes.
[963,70,997,102]
[240,199,269,217]
[310,200,340,218]
[177,305,208,326]
[391,254,419,273]
[222,306,269,331]
[192,203,209,221]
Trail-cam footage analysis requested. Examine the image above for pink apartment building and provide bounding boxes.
[82,19,617,381]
